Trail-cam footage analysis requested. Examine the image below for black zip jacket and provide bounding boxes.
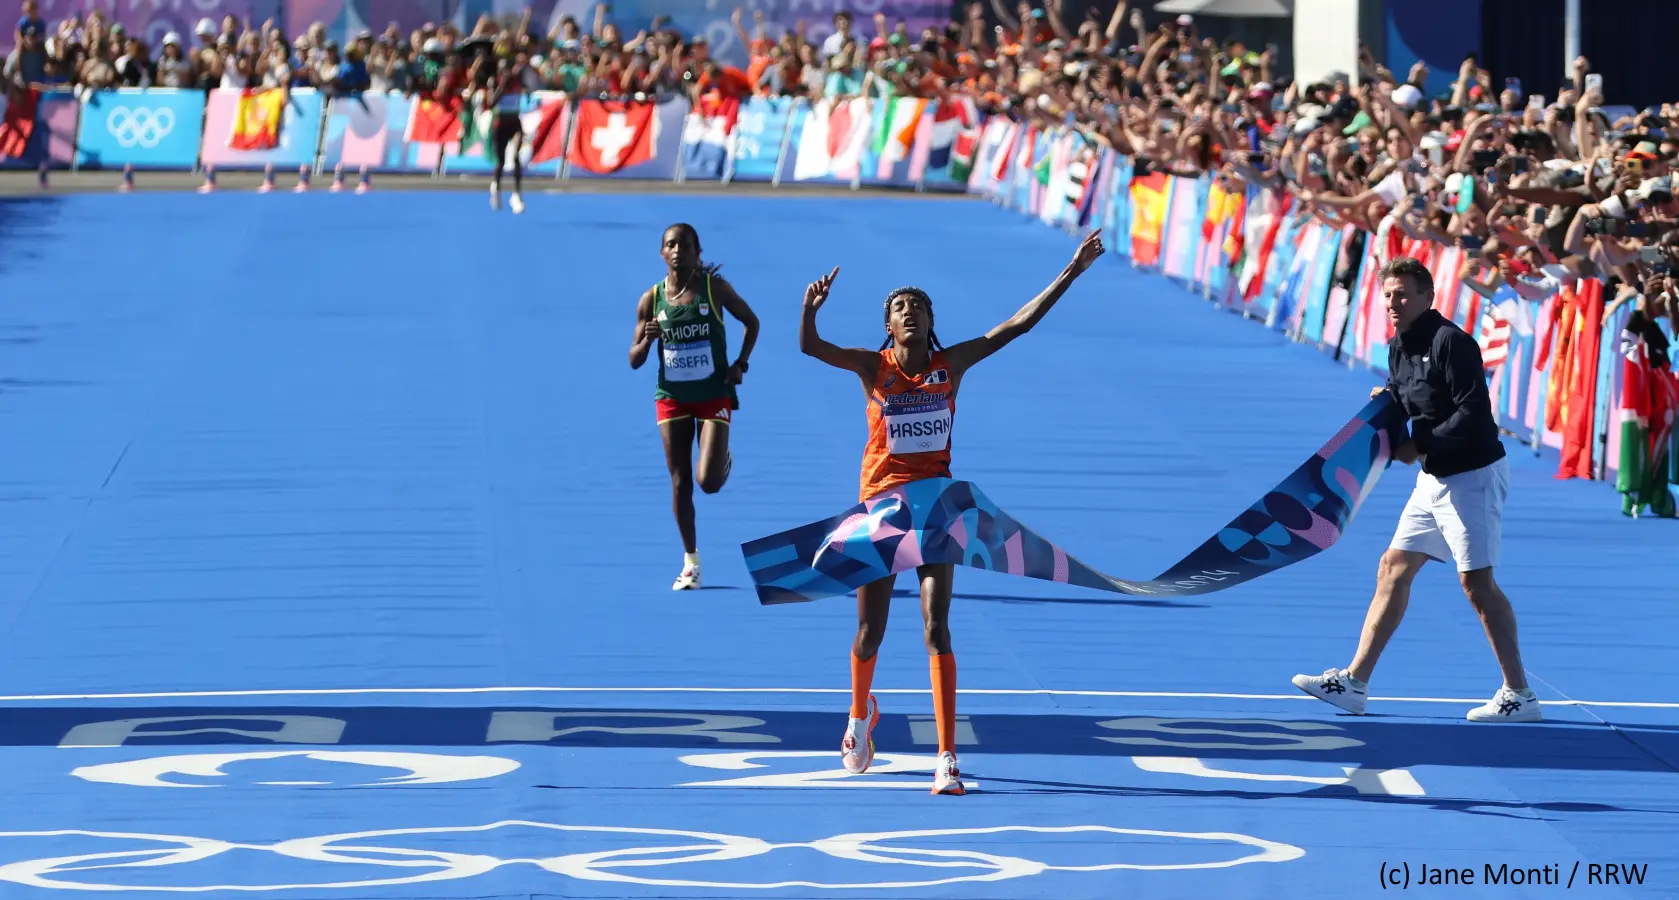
[1385,310,1506,478]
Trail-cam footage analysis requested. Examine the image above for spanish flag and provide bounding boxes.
[229,88,286,151]
[1129,171,1170,268]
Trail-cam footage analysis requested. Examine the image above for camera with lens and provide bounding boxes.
[1584,217,1625,236]
[1470,148,1502,171]
[1587,217,1656,238]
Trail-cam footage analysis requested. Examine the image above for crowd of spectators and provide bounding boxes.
[6,0,1679,335]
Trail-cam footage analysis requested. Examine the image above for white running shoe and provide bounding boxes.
[931,750,965,795]
[840,694,879,774]
[1292,668,1367,715]
[1467,686,1543,723]
[672,563,700,590]
[490,188,501,211]
[510,193,525,215]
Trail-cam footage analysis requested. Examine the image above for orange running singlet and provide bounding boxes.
[860,349,955,501]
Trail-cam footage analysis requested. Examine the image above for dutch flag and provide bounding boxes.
[681,96,741,181]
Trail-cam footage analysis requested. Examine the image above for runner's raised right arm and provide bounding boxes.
[800,267,880,388]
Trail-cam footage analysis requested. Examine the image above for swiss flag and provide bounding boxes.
[568,99,658,174]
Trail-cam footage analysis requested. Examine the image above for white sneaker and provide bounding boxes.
[509,193,525,215]
[672,563,700,590]
[1467,686,1543,723]
[490,188,500,211]
[840,694,879,774]
[931,750,965,795]
[1292,668,1367,715]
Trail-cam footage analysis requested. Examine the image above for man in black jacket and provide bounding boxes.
[1292,256,1539,723]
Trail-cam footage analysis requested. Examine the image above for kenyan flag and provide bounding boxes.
[949,130,978,184]
[1615,326,1678,517]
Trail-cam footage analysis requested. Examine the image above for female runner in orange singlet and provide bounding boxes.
[797,230,1105,794]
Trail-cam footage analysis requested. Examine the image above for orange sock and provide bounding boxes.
[850,653,877,719]
[929,653,957,753]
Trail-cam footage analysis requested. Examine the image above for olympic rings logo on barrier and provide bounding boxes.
[106,107,176,149]
[0,821,1304,891]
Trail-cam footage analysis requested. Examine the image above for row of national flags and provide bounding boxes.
[955,108,1671,499]
[404,92,658,173]
[783,95,979,185]
[16,87,979,184]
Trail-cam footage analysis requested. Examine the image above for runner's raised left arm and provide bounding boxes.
[944,229,1105,376]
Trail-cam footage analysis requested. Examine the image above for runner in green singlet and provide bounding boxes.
[630,224,761,590]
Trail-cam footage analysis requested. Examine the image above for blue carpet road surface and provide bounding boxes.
[0,191,1673,898]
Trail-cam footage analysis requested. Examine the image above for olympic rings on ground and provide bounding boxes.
[0,820,1304,892]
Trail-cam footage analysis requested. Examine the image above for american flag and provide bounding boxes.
[1479,296,1532,370]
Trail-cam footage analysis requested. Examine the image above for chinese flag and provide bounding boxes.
[567,99,657,174]
[406,94,463,145]
[1557,278,1604,479]
[0,87,39,159]
[1540,286,1577,436]
[230,88,285,150]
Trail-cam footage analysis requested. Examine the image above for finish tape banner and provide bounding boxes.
[744,395,1402,604]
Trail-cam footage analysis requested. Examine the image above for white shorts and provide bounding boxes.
[1389,457,1509,572]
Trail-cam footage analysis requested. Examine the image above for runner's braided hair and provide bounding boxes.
[666,223,722,278]
[880,287,944,351]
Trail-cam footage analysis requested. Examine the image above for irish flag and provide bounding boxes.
[230,88,286,150]
[873,97,927,163]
